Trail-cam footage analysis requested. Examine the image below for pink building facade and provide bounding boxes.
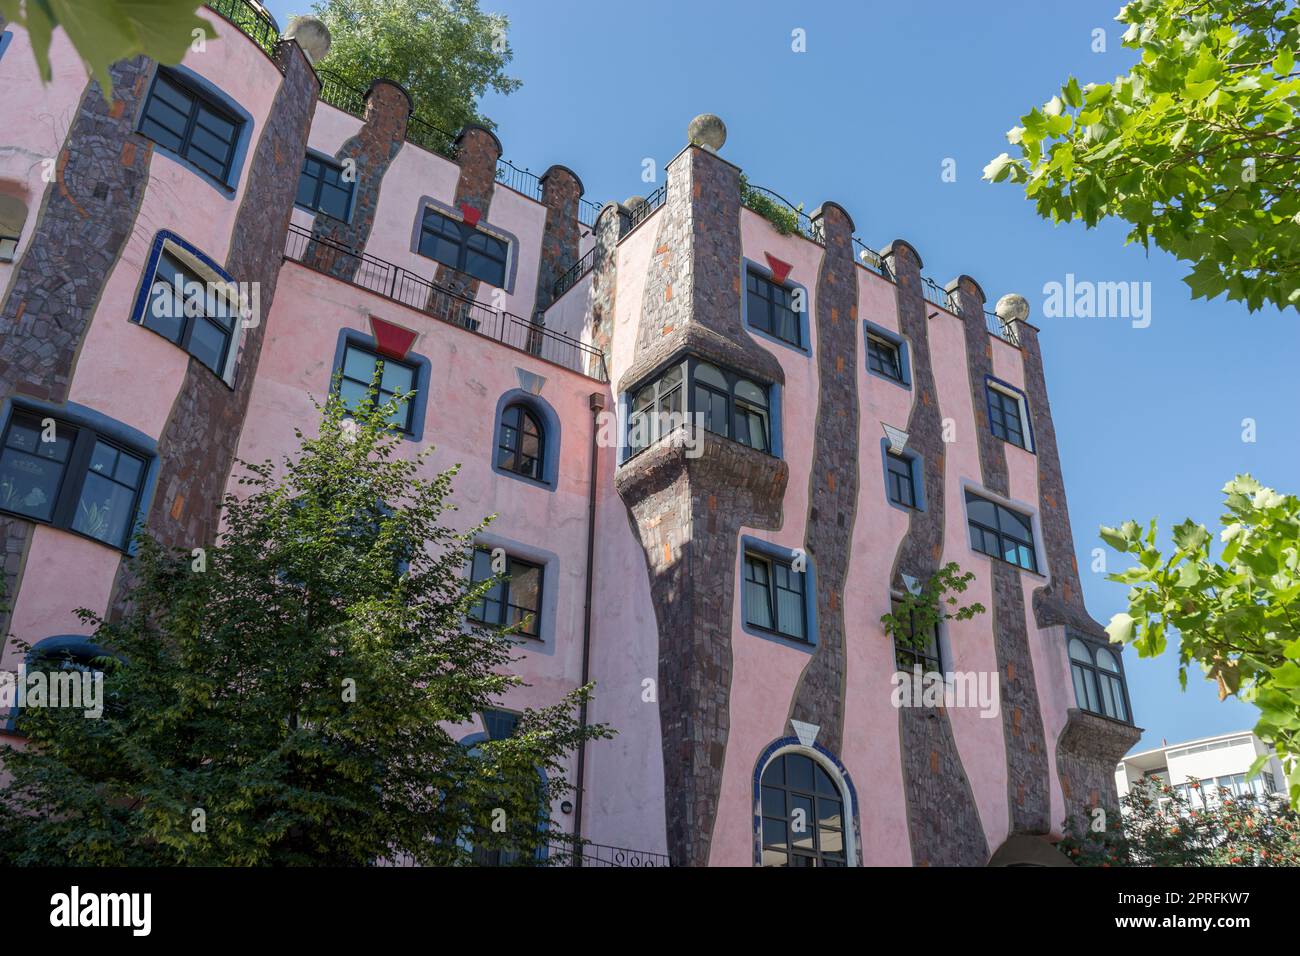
[0,5,1140,866]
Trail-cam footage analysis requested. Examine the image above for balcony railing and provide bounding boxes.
[626,182,668,231]
[921,275,962,315]
[552,247,596,301]
[283,224,608,382]
[852,237,892,281]
[204,0,279,58]
[985,309,1021,346]
[546,835,672,867]
[741,182,823,246]
[579,198,602,228]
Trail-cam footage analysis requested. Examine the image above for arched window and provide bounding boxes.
[1069,637,1129,722]
[759,751,847,867]
[497,403,544,481]
[625,357,775,459]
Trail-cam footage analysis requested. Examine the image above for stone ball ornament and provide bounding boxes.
[688,113,727,152]
[995,293,1030,325]
[284,16,332,65]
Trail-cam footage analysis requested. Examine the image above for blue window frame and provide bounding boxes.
[329,329,431,442]
[879,439,926,513]
[740,537,817,648]
[966,490,1038,572]
[468,547,544,640]
[986,377,1034,452]
[0,31,13,62]
[417,207,509,287]
[296,151,354,220]
[491,390,561,489]
[742,259,809,352]
[864,320,911,388]
[0,401,157,553]
[138,66,250,190]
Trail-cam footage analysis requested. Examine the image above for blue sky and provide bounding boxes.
[268,0,1298,753]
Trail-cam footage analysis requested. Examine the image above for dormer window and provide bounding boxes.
[417,207,509,287]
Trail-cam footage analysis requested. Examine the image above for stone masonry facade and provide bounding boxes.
[884,241,989,867]
[951,278,1051,836]
[0,56,156,630]
[787,203,859,757]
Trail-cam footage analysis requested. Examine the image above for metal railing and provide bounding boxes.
[406,114,459,160]
[921,275,962,315]
[579,198,602,228]
[985,309,1021,346]
[204,0,279,58]
[546,835,672,867]
[627,182,668,231]
[283,224,608,381]
[852,237,892,281]
[496,157,541,202]
[741,183,823,245]
[316,68,366,117]
[552,246,596,301]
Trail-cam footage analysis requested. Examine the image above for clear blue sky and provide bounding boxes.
[268,0,1299,753]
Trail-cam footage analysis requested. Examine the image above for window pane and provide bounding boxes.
[343,346,378,384]
[744,577,773,630]
[790,795,815,848]
[0,445,66,521]
[188,317,228,373]
[319,182,351,219]
[776,587,804,639]
[379,360,414,395]
[761,786,784,817]
[786,754,814,791]
[72,471,136,547]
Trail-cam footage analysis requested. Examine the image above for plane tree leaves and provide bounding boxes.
[1102,476,1300,809]
[985,0,1300,313]
[0,0,215,99]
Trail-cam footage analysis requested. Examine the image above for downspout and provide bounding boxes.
[572,390,605,864]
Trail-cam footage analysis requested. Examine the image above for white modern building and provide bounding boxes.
[1116,731,1286,811]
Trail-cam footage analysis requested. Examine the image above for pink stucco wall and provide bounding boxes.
[1,19,286,667]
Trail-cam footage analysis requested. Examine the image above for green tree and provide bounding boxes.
[0,386,610,865]
[879,562,986,660]
[984,0,1300,313]
[1060,778,1300,866]
[0,0,214,99]
[311,0,521,135]
[1101,475,1300,809]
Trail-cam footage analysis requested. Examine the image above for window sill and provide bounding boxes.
[968,547,1046,579]
[741,621,815,651]
[745,322,809,356]
[867,368,911,390]
[0,508,131,555]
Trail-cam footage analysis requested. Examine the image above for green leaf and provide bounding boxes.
[1275,48,1295,76]
[1106,612,1136,645]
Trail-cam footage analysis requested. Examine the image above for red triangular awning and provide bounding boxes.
[764,253,792,285]
[369,316,418,360]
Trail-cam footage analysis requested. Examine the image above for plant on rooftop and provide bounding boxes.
[739,174,803,237]
[311,0,521,137]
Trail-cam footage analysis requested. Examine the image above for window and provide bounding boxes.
[885,452,917,509]
[987,382,1030,450]
[0,412,148,551]
[497,404,544,481]
[482,709,520,741]
[628,358,774,458]
[745,268,801,348]
[336,342,417,433]
[1068,638,1129,722]
[139,68,243,186]
[867,334,903,382]
[966,491,1038,572]
[142,247,240,378]
[628,364,684,454]
[759,752,847,867]
[891,599,941,672]
[296,153,353,220]
[743,551,808,642]
[0,192,27,263]
[468,548,543,639]
[417,207,509,287]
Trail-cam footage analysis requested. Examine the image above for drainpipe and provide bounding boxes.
[572,390,605,864]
